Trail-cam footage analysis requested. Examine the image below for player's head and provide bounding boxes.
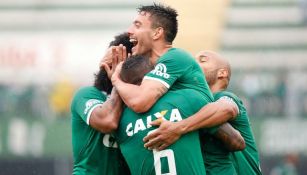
[195,50,231,91]
[94,32,133,93]
[120,55,153,85]
[127,3,178,55]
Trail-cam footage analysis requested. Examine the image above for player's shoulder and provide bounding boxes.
[74,86,97,96]
[72,86,106,102]
[166,89,209,104]
[214,90,239,100]
[168,47,191,55]
[160,48,195,63]
[71,86,107,111]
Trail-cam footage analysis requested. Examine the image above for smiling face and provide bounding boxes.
[127,11,155,56]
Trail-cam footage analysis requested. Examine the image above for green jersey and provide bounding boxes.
[144,48,213,102]
[201,133,237,175]
[71,86,130,175]
[116,89,210,175]
[202,91,261,175]
[214,91,262,175]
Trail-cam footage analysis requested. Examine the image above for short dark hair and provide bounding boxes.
[138,3,178,43]
[120,55,153,85]
[94,32,133,93]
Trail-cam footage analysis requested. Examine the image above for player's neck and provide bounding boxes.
[210,82,226,93]
[150,42,172,65]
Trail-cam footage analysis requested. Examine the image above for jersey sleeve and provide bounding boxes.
[144,55,191,89]
[216,95,240,115]
[72,88,106,125]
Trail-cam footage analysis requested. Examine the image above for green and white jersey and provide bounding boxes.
[71,86,130,175]
[201,133,237,175]
[144,48,213,102]
[214,91,262,175]
[203,91,262,175]
[116,89,211,175]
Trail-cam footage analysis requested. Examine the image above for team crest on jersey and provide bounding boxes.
[84,99,102,114]
[150,63,170,79]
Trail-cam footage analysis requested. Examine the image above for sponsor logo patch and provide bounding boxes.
[84,99,102,114]
[151,63,170,79]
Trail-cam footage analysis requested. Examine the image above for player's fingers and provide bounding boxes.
[127,53,131,58]
[118,44,123,62]
[112,46,118,69]
[150,118,163,126]
[157,143,169,151]
[143,131,159,143]
[117,62,124,72]
[100,63,112,78]
[144,137,162,149]
[122,46,127,61]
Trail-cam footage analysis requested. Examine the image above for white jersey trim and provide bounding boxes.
[219,96,240,114]
[86,104,102,125]
[144,76,170,89]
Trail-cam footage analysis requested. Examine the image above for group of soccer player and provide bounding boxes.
[71,3,262,175]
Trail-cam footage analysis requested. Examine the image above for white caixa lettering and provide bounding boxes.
[125,109,183,137]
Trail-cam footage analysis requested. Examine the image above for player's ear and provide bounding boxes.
[217,68,228,79]
[152,27,163,40]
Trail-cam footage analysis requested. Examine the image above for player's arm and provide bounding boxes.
[90,48,125,133]
[177,97,238,133]
[112,66,167,113]
[89,88,123,133]
[143,97,238,150]
[213,123,246,151]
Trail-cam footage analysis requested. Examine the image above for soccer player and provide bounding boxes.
[195,51,262,175]
[71,33,132,175]
[115,55,208,174]
[144,51,262,175]
[111,3,213,113]
[115,54,245,175]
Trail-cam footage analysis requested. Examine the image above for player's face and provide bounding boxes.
[196,53,216,74]
[127,11,154,56]
[195,53,218,86]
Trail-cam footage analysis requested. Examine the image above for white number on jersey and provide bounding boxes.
[153,149,177,175]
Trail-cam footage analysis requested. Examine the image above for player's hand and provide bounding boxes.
[100,47,118,79]
[100,63,112,79]
[100,47,113,67]
[116,44,127,62]
[101,45,125,79]
[99,44,127,68]
[111,61,123,83]
[143,120,183,151]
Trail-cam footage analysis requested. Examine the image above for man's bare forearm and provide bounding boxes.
[112,79,147,112]
[178,100,237,135]
[107,88,124,126]
[112,78,167,113]
[213,123,246,151]
[89,88,123,133]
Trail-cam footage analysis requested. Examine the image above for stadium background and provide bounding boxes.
[0,0,307,174]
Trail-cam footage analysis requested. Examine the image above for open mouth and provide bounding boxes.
[129,38,138,54]
[129,38,138,47]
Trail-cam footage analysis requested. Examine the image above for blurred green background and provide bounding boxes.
[0,0,307,174]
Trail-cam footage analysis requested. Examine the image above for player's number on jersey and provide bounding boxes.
[153,149,177,175]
